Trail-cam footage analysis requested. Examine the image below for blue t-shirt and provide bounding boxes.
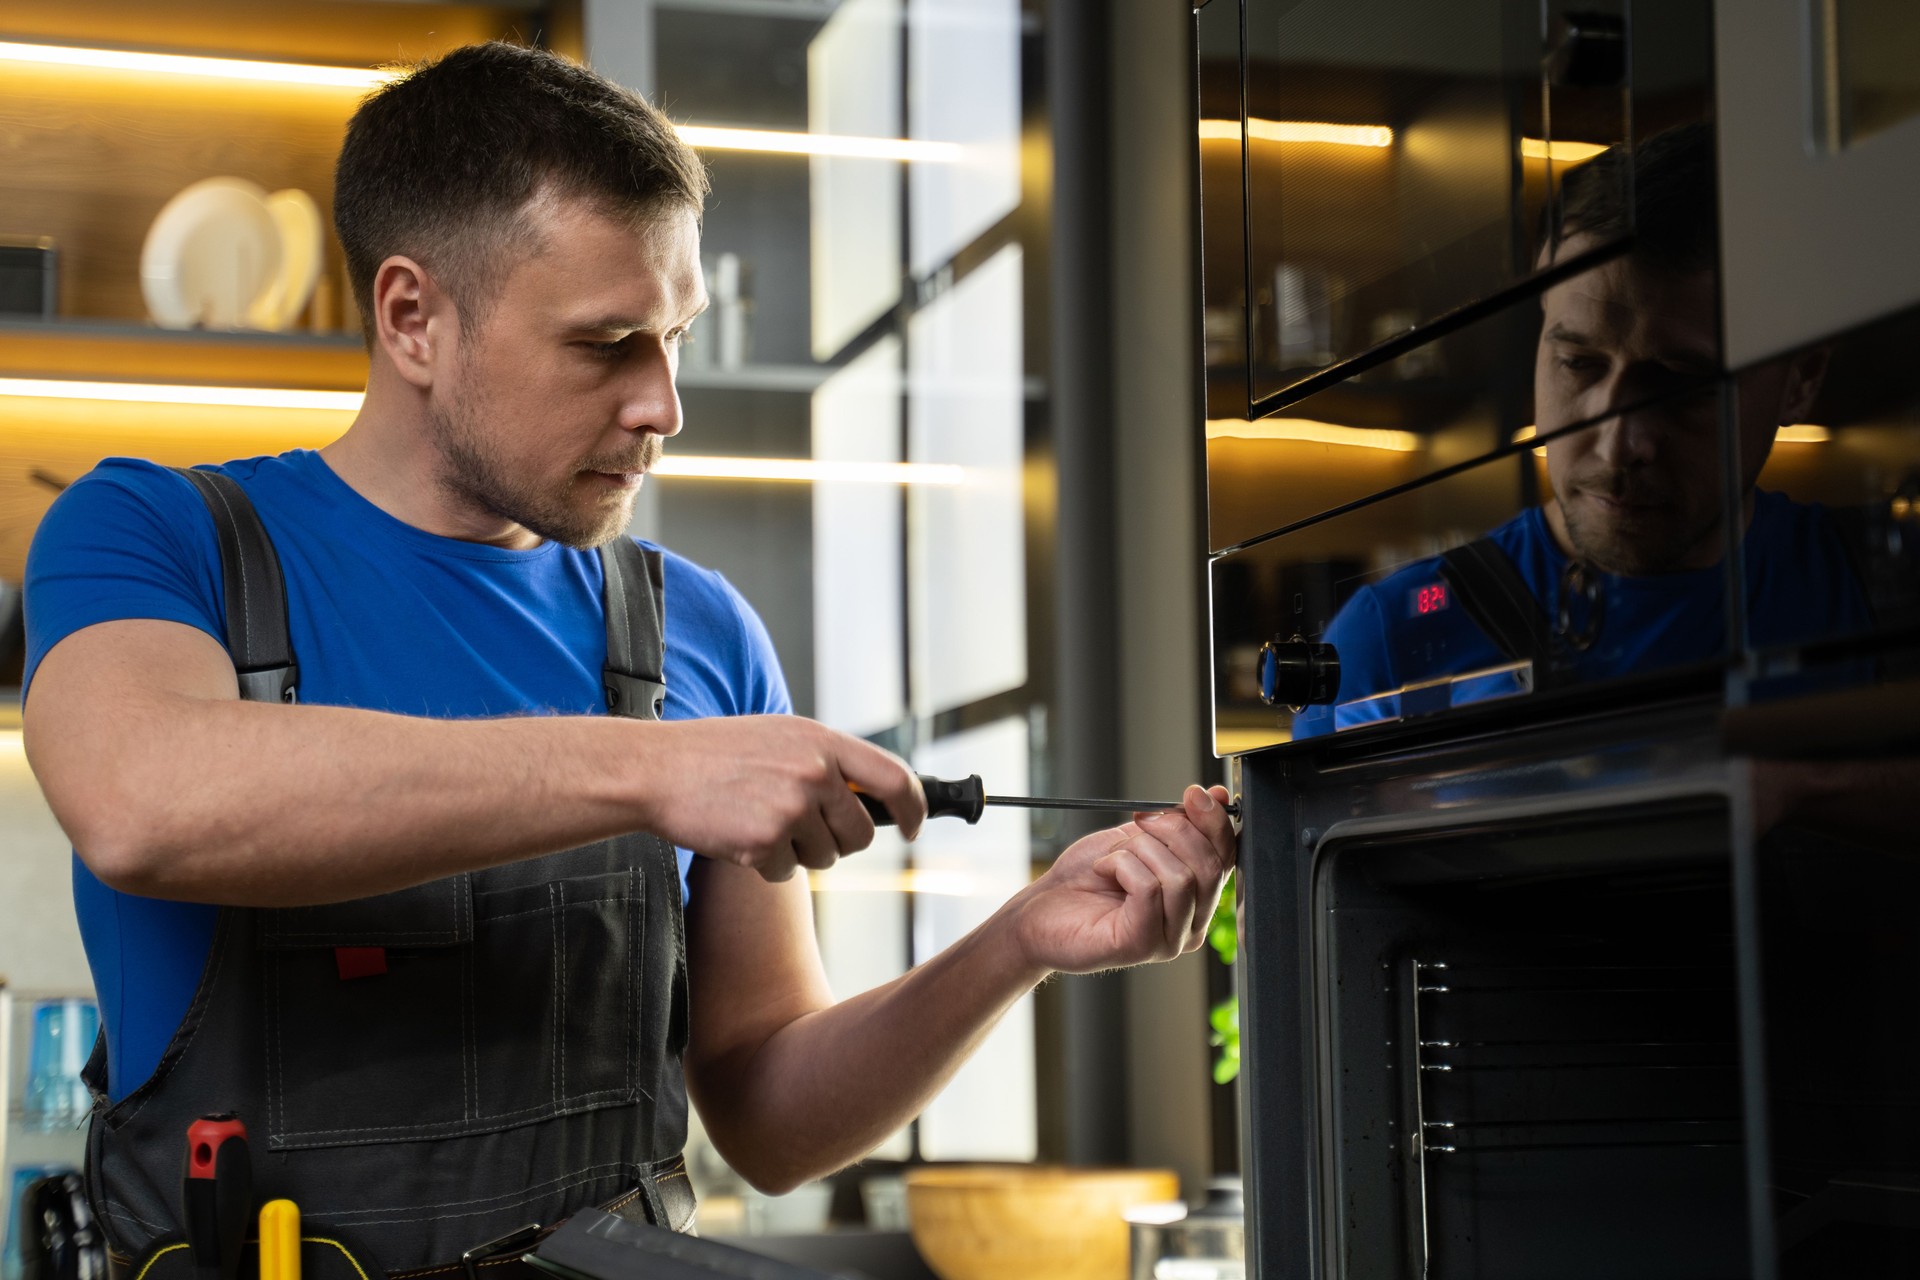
[23,450,791,1100]
[1292,490,1873,737]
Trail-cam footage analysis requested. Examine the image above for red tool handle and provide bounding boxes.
[186,1116,247,1179]
[184,1115,252,1280]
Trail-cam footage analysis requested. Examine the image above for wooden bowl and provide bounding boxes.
[904,1165,1179,1280]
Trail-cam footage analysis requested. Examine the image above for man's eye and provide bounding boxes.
[1558,354,1605,376]
[667,327,693,348]
[583,340,626,360]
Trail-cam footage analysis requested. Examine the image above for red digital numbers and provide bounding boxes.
[1412,583,1450,616]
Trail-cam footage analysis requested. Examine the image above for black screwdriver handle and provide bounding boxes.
[854,773,985,826]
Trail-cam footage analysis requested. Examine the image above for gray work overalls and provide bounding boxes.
[82,469,695,1280]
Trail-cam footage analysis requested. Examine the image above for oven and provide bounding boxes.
[1194,1,1920,1276]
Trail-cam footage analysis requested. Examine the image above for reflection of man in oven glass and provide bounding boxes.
[1292,124,1872,739]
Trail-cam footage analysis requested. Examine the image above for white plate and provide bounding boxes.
[249,188,324,331]
[140,177,281,330]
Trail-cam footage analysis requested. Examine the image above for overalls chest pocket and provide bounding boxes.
[257,862,643,1151]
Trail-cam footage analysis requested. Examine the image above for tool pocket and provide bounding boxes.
[124,1232,388,1280]
[258,868,642,1150]
[470,868,643,1119]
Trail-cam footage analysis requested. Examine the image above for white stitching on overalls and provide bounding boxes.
[550,882,562,1107]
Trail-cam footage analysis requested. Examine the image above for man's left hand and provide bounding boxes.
[1004,784,1237,974]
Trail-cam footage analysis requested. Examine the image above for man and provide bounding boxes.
[20,43,1235,1277]
[1291,124,1872,738]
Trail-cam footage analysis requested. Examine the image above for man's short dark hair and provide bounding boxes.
[1553,121,1715,276]
[333,41,709,343]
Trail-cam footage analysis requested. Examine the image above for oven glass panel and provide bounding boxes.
[1207,280,1542,555]
[1239,0,1629,403]
[1212,377,1737,755]
[1213,109,1730,555]
[1729,300,1920,698]
[1199,0,1251,423]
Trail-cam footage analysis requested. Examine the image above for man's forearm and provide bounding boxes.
[36,691,653,907]
[692,909,1048,1191]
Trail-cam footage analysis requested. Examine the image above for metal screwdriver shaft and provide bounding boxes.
[986,794,1197,814]
[854,775,1239,825]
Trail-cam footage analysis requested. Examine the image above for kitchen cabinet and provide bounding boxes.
[1200,1,1920,1276]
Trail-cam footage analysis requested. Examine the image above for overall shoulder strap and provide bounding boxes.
[171,467,299,704]
[1438,536,1552,667]
[598,538,668,721]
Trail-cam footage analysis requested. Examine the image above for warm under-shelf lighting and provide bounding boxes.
[1199,118,1395,148]
[672,125,964,163]
[0,377,363,412]
[0,40,396,88]
[1777,424,1832,443]
[1207,417,1421,453]
[0,42,970,161]
[1520,138,1610,163]
[0,379,965,485]
[1516,422,1832,452]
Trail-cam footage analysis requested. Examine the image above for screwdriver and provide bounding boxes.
[259,1199,301,1280]
[183,1115,251,1280]
[852,774,1239,826]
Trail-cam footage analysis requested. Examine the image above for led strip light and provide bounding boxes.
[0,379,964,484]
[1199,118,1394,148]
[0,42,962,160]
[0,39,395,88]
[1207,417,1421,452]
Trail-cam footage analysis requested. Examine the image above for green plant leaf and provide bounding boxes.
[1208,993,1240,1084]
[1206,871,1238,966]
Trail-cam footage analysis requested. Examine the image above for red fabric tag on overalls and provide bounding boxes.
[333,947,388,980]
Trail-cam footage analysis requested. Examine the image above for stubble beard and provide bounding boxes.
[1556,483,1721,576]
[427,381,660,550]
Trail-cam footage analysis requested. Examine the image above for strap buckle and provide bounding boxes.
[460,1223,541,1280]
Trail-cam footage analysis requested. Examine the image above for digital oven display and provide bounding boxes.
[1410,582,1450,617]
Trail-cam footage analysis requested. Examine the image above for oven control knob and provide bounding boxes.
[1258,638,1340,710]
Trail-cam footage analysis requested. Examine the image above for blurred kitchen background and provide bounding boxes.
[0,0,1223,1258]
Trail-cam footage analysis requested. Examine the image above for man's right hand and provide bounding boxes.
[634,715,925,881]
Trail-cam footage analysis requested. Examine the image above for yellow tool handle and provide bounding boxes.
[258,1200,301,1280]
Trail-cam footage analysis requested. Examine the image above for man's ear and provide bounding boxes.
[371,256,451,390]
[1775,344,1831,425]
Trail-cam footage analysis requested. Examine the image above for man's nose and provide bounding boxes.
[1579,368,1664,465]
[1588,405,1661,469]
[619,352,683,438]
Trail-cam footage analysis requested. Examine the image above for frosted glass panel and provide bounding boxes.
[810,0,904,359]
[907,0,1022,275]
[908,245,1027,716]
[813,337,907,736]
[911,718,1036,1161]
[810,825,913,1160]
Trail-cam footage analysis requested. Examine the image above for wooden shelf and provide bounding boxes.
[0,319,368,390]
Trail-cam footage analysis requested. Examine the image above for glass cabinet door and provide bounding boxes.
[1240,0,1630,406]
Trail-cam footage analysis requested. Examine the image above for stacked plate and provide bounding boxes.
[140,177,324,332]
